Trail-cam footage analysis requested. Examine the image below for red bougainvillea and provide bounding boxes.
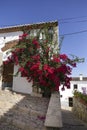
[4,30,79,95]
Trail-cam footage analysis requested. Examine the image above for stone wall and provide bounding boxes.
[44,92,63,129]
[73,97,87,123]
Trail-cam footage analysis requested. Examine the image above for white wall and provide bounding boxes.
[0,31,33,94]
[59,81,87,108]
[59,84,73,108]
[71,81,87,94]
[12,65,32,94]
[60,85,73,101]
[0,31,23,48]
[0,31,23,61]
[0,52,3,89]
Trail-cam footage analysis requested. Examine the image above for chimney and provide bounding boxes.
[79,74,83,81]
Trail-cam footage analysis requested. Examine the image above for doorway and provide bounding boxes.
[2,63,14,90]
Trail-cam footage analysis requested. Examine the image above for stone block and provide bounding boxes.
[45,92,63,128]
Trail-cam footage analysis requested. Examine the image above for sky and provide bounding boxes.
[0,0,87,77]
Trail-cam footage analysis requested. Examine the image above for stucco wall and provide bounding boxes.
[60,81,87,108]
[0,52,3,89]
[71,81,87,93]
[0,31,32,93]
[0,31,23,61]
[12,65,32,94]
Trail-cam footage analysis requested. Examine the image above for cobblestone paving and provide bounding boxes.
[0,90,49,130]
[0,90,87,130]
[61,109,87,130]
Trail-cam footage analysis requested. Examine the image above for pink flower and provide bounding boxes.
[57,65,67,74]
[30,62,40,71]
[32,39,40,48]
[15,56,19,65]
[64,76,72,89]
[46,47,50,55]
[22,33,28,37]
[19,33,28,40]
[43,64,54,74]
[19,67,25,72]
[37,69,42,75]
[37,115,46,121]
[60,54,68,61]
[53,56,60,62]
[55,84,60,91]
[32,55,40,60]
[19,67,28,77]
[61,85,65,91]
[3,61,9,65]
[71,62,76,67]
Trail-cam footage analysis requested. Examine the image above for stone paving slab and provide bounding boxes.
[0,90,49,130]
[0,90,87,130]
[61,109,87,130]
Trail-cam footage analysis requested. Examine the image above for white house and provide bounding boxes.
[0,21,59,94]
[60,74,87,108]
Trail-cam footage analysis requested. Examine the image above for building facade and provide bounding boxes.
[60,75,87,108]
[0,21,59,94]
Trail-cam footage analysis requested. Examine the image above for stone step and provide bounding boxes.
[2,108,46,130]
[15,106,45,116]
[12,118,45,130]
[0,90,49,130]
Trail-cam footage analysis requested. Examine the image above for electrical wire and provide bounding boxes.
[59,19,87,24]
[58,16,87,36]
[58,15,87,21]
[60,29,87,36]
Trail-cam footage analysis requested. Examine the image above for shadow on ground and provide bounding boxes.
[0,90,49,130]
[61,108,87,130]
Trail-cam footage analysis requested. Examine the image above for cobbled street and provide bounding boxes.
[0,90,87,130]
[0,90,49,130]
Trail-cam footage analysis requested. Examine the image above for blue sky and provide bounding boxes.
[0,0,87,77]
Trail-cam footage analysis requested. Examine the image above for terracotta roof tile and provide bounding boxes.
[0,21,58,33]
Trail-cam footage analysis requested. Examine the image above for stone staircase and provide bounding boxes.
[0,90,49,130]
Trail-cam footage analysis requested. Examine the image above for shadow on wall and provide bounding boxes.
[0,90,49,130]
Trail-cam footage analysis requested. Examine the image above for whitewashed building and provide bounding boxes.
[60,74,87,108]
[0,21,58,94]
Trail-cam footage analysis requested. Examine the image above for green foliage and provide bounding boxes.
[74,91,87,104]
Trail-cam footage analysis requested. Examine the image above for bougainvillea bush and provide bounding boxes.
[4,29,81,95]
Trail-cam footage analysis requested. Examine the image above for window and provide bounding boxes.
[73,84,78,90]
[68,97,73,107]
